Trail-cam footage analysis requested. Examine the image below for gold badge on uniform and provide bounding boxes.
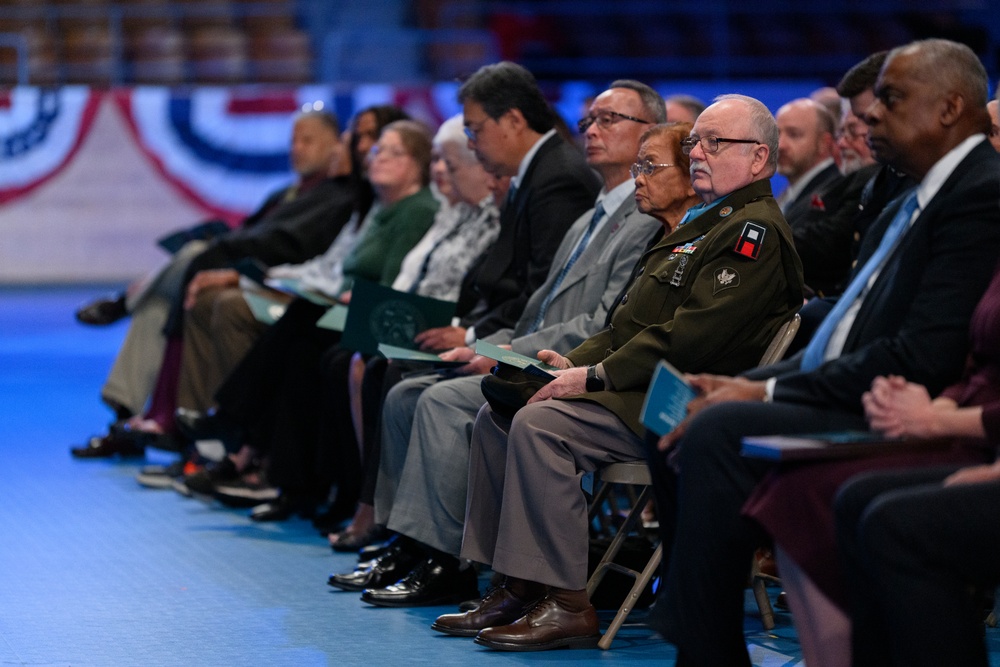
[713,267,740,295]
[719,206,733,217]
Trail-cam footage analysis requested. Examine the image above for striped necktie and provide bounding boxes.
[526,202,604,334]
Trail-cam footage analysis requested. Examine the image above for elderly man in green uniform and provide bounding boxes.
[434,94,804,651]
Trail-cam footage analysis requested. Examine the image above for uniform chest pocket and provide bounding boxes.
[625,259,688,327]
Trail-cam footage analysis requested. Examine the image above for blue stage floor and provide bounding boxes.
[1,285,996,666]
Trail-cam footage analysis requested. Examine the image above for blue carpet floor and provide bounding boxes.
[2,285,995,666]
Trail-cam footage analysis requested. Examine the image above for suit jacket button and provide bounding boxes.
[621,293,628,304]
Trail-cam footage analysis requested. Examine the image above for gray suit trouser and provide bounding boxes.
[461,400,646,590]
[101,241,206,415]
[374,372,443,524]
[380,373,488,555]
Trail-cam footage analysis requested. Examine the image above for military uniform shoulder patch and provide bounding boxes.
[733,221,766,260]
[713,267,740,294]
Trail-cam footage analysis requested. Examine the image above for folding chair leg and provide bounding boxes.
[598,543,662,649]
[752,577,775,631]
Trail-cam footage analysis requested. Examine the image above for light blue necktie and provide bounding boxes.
[800,191,920,371]
[526,202,604,334]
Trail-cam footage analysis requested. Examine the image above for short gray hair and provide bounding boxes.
[888,39,988,109]
[434,114,478,165]
[609,79,667,124]
[714,94,778,172]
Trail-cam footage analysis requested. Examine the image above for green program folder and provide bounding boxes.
[340,279,457,355]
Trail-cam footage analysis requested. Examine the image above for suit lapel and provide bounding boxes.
[847,141,993,345]
[550,196,637,298]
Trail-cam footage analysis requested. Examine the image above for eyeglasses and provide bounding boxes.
[630,160,678,179]
[577,110,651,134]
[837,122,868,140]
[463,118,491,142]
[680,135,762,155]
[369,144,408,160]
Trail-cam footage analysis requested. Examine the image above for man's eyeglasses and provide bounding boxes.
[837,122,868,140]
[630,160,678,179]
[578,110,651,134]
[464,117,494,142]
[680,135,762,155]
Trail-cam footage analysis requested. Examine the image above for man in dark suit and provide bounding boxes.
[651,39,1000,667]
[775,98,852,295]
[413,61,601,352]
[433,94,804,651]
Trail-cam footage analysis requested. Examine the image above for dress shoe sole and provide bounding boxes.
[430,622,480,637]
[360,589,475,609]
[327,576,374,592]
[473,633,601,652]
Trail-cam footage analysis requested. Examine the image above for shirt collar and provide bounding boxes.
[916,134,986,209]
[510,129,558,192]
[781,157,835,206]
[596,179,634,219]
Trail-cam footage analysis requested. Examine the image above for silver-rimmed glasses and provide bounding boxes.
[630,160,677,179]
[680,135,761,155]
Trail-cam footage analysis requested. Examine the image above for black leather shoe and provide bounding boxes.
[327,544,422,592]
[330,526,389,560]
[71,432,145,459]
[175,408,242,448]
[354,534,398,560]
[249,495,313,522]
[76,292,127,326]
[361,557,479,608]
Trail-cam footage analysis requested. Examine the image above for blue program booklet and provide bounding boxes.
[640,359,697,436]
[739,431,947,461]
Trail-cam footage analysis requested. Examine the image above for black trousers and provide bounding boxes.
[658,399,865,667]
[835,465,1000,667]
[215,297,345,504]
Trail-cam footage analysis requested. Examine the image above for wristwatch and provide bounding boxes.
[586,365,605,392]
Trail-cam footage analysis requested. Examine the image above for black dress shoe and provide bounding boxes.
[361,557,478,608]
[311,502,356,535]
[70,432,145,459]
[327,544,422,592]
[76,292,127,326]
[355,533,398,560]
[110,423,185,452]
[249,495,314,522]
[174,408,242,449]
[328,525,390,554]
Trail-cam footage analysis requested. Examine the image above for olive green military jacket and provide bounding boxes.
[564,178,804,436]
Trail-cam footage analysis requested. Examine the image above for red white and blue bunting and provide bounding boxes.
[0,87,101,204]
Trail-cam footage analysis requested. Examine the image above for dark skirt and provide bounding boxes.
[742,443,990,609]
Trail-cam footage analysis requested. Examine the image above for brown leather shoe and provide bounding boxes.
[431,585,540,637]
[473,595,600,651]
